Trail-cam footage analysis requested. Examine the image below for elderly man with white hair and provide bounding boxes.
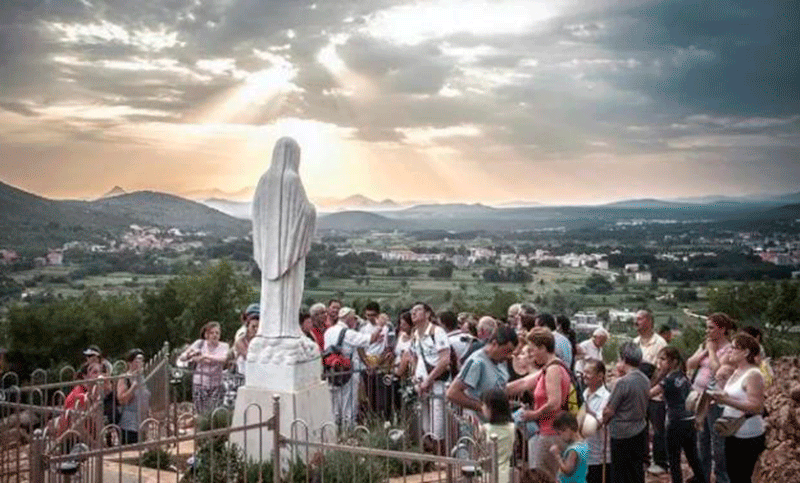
[324,307,383,429]
[575,327,609,376]
[308,302,328,352]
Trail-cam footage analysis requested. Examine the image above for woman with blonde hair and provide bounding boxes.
[179,321,230,414]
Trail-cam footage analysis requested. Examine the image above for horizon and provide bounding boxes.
[3,177,798,208]
[1,0,798,205]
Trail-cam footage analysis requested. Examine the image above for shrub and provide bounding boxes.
[141,447,173,470]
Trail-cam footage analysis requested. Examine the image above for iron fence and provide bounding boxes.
[3,355,505,483]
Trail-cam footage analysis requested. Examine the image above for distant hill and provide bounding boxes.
[182,186,255,201]
[602,198,690,209]
[495,200,542,208]
[0,180,135,253]
[774,192,800,203]
[397,203,497,218]
[200,198,252,220]
[759,203,800,219]
[101,186,126,198]
[316,194,400,211]
[86,191,250,235]
[317,211,413,231]
[0,181,250,252]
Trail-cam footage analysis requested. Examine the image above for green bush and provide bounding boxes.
[141,447,173,470]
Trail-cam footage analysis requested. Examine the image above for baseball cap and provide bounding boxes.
[83,345,101,357]
[245,303,260,318]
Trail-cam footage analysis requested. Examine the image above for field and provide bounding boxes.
[305,263,710,334]
[6,260,712,337]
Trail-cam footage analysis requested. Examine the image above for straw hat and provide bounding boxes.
[577,407,601,437]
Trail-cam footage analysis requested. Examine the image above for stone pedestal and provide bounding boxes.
[231,353,332,463]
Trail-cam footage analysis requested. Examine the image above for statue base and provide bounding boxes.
[231,353,333,463]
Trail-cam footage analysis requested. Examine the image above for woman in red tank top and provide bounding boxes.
[506,327,570,482]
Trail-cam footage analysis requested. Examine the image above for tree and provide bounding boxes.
[429,262,455,279]
[173,260,258,341]
[584,274,613,294]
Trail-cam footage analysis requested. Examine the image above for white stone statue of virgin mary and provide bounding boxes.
[249,137,318,363]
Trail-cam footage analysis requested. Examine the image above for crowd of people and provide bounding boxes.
[58,299,771,483]
[297,301,770,483]
[58,345,151,447]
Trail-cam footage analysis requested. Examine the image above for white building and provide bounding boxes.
[635,271,652,283]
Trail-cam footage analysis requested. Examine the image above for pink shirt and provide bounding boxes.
[693,342,732,391]
[533,364,570,435]
[190,339,230,388]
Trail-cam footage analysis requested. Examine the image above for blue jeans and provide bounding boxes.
[697,404,728,483]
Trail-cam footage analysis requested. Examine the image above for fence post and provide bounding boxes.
[273,395,281,483]
[163,341,170,425]
[490,434,499,483]
[29,429,45,482]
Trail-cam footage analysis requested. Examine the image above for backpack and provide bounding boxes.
[322,328,353,387]
[537,359,585,416]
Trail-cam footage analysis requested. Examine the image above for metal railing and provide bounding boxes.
[28,396,499,483]
[0,343,171,482]
[4,356,504,482]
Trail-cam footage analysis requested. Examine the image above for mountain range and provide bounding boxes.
[3,179,800,252]
[0,180,249,253]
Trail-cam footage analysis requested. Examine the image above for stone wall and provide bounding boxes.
[759,357,800,481]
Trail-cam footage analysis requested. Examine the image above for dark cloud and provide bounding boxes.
[0,0,798,197]
[0,101,39,117]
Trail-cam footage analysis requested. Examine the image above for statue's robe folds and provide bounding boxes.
[252,137,316,339]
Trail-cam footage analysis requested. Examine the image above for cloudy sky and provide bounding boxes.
[1,0,798,205]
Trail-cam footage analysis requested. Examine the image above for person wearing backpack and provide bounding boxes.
[506,327,571,482]
[323,307,382,429]
[410,302,451,454]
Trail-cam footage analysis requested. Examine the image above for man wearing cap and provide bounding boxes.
[235,303,261,343]
[324,307,383,429]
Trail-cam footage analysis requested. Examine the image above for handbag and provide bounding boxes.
[713,413,753,437]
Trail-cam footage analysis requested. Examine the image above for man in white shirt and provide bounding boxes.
[582,358,611,483]
[358,301,390,418]
[440,310,474,372]
[575,328,609,376]
[410,303,450,452]
[324,307,382,429]
[633,309,668,475]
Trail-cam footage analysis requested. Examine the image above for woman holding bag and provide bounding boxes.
[686,312,736,483]
[708,333,765,483]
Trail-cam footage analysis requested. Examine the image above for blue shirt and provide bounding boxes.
[554,331,573,369]
[558,440,588,483]
[457,348,510,401]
